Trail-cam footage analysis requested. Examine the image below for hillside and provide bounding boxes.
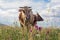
[0,23,9,27]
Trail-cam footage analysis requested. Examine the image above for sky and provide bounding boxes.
[0,0,60,27]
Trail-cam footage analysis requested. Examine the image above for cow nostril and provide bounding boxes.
[26,16,30,20]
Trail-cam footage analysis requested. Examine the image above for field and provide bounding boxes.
[0,25,60,40]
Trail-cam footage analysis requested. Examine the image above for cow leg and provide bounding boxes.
[20,22,25,37]
[20,23,23,27]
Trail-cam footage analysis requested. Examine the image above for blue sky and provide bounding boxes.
[0,0,60,27]
[33,0,50,3]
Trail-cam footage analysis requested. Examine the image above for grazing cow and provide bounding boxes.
[19,6,43,27]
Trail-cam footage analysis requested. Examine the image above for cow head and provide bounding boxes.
[19,7,32,21]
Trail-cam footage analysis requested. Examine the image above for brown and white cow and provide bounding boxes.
[19,6,43,27]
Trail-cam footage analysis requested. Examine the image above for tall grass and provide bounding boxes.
[0,26,60,40]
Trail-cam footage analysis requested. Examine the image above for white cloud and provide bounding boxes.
[51,0,60,2]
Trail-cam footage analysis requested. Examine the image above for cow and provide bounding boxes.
[19,6,43,29]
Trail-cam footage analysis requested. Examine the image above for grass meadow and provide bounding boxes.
[0,25,60,40]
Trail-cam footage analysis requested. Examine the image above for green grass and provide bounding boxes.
[0,26,60,40]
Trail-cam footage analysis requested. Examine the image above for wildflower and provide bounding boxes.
[38,27,42,31]
[30,29,32,32]
[35,25,38,30]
